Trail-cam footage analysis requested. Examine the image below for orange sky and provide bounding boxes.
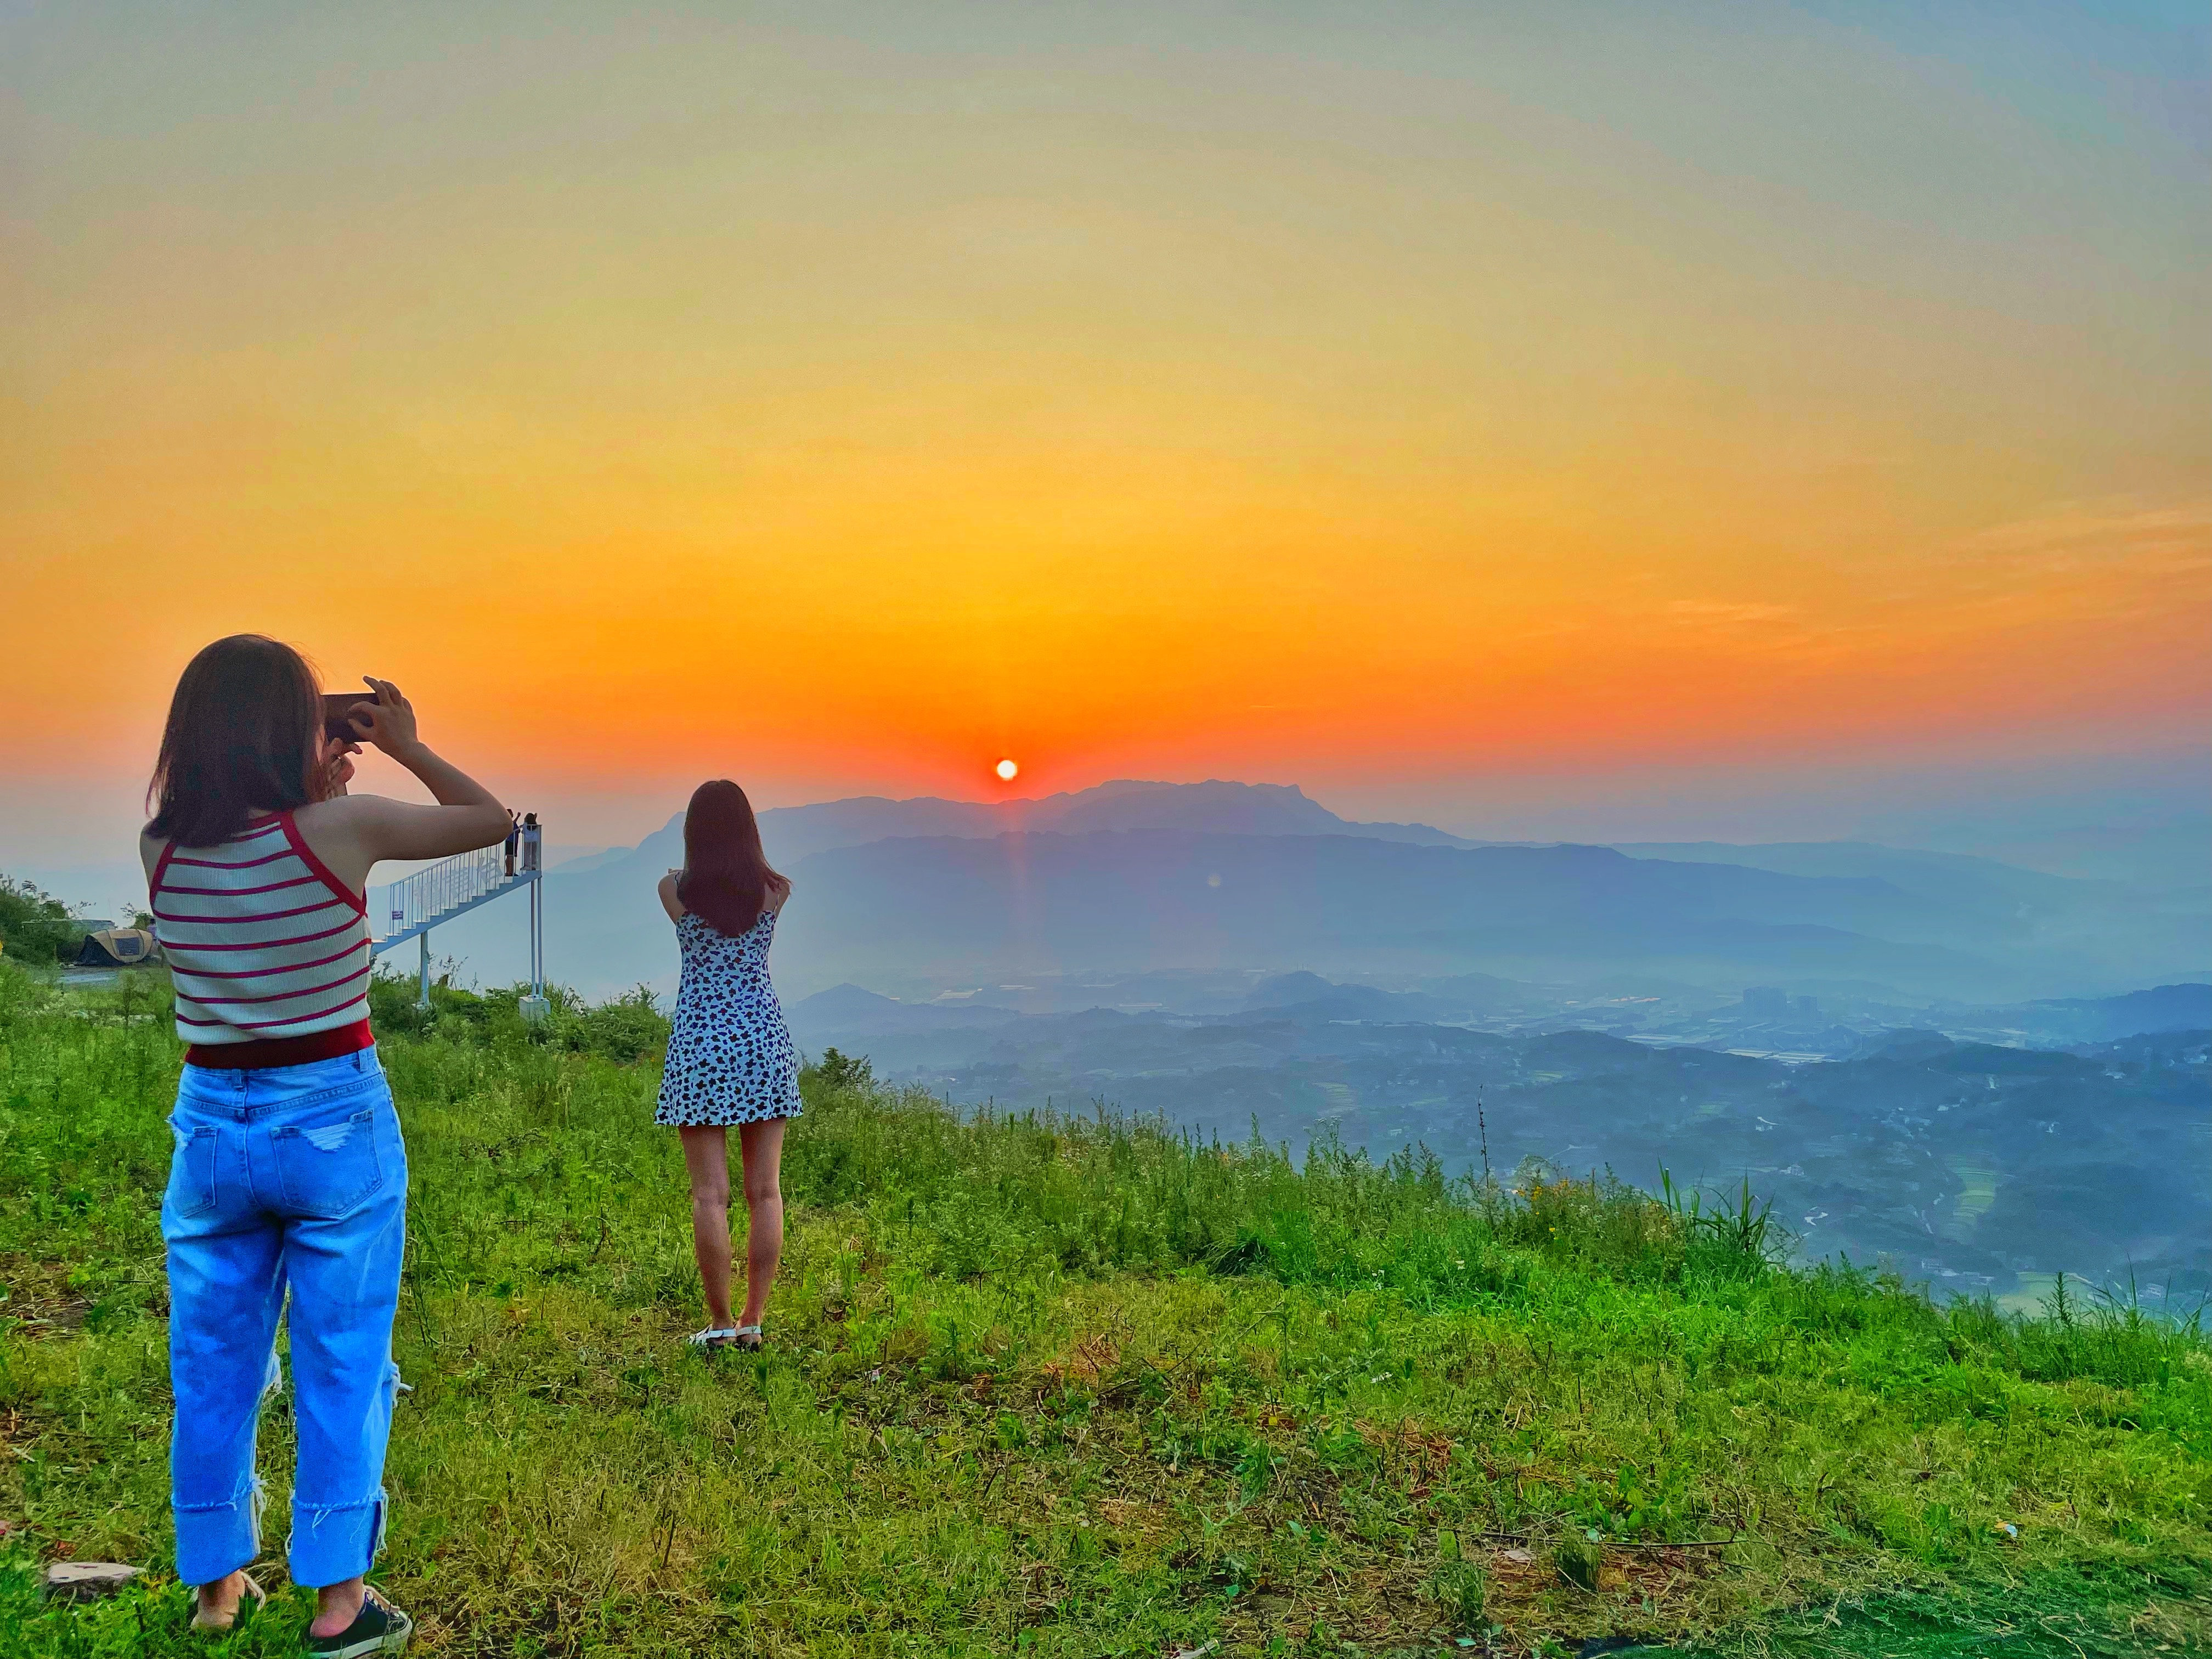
[4,4,2207,871]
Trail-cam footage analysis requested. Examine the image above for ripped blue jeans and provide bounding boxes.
[162,1048,407,1588]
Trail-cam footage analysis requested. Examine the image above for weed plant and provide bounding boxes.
[0,960,2205,1656]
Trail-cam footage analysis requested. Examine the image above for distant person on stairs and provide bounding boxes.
[142,635,510,1652]
[654,779,803,1354]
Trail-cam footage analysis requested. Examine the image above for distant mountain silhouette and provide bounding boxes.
[753,780,1476,865]
[771,830,2004,995]
[1846,1028,1965,1063]
[425,780,1487,994]
[788,983,1024,1041]
[1613,840,2104,917]
[2023,982,2212,1041]
[414,781,2199,1005]
[1615,840,2207,983]
[1244,971,1338,1007]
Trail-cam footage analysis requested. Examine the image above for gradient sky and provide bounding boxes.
[5,2,2208,890]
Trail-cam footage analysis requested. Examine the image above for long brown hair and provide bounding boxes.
[678,780,783,936]
[147,635,325,848]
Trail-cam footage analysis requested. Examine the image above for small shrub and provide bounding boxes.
[368,971,668,1062]
[807,1048,875,1092]
[554,984,669,1062]
[368,965,493,1036]
[0,875,86,964]
[1661,1167,1790,1274]
[1552,1534,1604,1591]
[1429,1539,1488,1631]
[1503,1160,1686,1280]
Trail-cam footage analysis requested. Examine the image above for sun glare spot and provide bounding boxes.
[995,758,1019,781]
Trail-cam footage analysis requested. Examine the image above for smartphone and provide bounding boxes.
[323,692,376,742]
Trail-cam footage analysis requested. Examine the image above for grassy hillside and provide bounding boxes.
[1,962,2207,1656]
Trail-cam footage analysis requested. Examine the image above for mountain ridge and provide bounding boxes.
[751,779,1480,866]
[409,780,2196,1003]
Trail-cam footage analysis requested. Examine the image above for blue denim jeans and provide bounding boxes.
[162,1048,407,1588]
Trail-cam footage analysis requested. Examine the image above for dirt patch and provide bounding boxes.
[0,1256,94,1338]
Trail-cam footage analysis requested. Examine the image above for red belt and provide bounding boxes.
[184,1019,375,1071]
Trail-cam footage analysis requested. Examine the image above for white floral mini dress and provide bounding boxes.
[654,909,804,1126]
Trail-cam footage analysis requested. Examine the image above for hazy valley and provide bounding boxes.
[399,780,2212,1306]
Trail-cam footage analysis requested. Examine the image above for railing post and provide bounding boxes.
[518,819,549,1023]
[417,930,431,1009]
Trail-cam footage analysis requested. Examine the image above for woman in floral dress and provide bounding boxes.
[654,779,802,1351]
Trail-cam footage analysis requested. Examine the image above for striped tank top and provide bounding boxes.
[149,810,373,1063]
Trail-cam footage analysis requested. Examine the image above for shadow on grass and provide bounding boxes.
[1674,1560,2212,1657]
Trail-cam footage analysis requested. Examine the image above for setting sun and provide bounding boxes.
[995,760,1019,782]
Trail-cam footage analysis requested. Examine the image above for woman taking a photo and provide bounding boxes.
[654,779,802,1352]
[143,635,507,1654]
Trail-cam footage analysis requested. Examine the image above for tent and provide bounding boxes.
[74,928,161,968]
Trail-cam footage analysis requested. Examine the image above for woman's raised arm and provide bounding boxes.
[297,678,511,892]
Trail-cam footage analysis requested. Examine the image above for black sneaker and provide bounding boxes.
[304,1588,413,1657]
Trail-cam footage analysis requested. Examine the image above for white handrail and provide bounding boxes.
[367,843,510,945]
[363,823,543,1008]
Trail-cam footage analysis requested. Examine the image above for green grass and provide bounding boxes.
[1,960,2207,1656]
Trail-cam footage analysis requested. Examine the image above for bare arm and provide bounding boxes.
[293,678,510,894]
[767,873,793,915]
[658,871,685,924]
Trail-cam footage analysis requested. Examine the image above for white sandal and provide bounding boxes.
[684,1326,738,1350]
[732,1324,764,1352]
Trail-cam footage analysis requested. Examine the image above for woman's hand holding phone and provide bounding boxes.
[343,678,423,761]
[299,674,511,882]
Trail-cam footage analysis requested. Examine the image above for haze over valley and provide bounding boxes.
[433,780,2205,1005]
[407,779,2209,1306]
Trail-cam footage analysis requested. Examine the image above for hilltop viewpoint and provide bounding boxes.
[3,960,2207,1656]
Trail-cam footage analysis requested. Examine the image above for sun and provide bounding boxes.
[995,758,1019,782]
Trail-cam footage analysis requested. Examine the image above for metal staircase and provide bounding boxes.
[367,818,546,1014]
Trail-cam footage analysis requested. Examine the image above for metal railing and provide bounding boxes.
[363,822,543,1009]
[368,842,515,945]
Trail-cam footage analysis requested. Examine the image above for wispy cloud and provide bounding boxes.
[1956,496,2212,578]
[1928,496,2212,642]
[1666,600,1799,625]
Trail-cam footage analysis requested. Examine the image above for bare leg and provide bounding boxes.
[308,1577,366,1638]
[737,1118,788,1329]
[678,1126,734,1329]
